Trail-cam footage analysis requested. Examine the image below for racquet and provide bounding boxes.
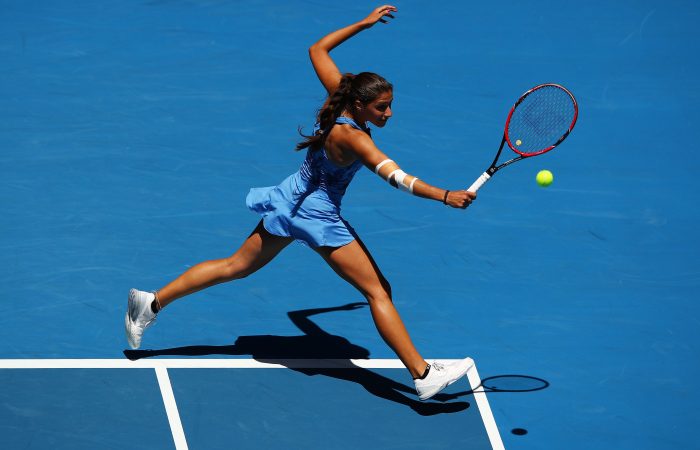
[467,83,578,192]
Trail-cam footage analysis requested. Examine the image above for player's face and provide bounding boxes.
[359,90,393,128]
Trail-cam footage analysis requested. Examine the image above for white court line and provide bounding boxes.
[468,365,505,450]
[155,367,188,450]
[0,358,504,450]
[0,358,406,369]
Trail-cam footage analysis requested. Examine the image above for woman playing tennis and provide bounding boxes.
[126,5,476,401]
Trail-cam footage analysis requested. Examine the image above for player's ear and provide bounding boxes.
[354,99,364,112]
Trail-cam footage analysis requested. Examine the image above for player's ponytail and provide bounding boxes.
[296,72,392,152]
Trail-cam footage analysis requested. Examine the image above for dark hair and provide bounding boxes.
[296,72,393,151]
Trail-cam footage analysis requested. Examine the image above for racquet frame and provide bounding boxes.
[467,83,578,192]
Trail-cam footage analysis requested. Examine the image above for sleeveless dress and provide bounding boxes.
[246,117,369,248]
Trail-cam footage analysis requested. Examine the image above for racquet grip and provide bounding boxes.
[467,172,491,192]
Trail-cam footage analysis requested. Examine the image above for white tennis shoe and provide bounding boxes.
[125,288,157,350]
[414,358,474,401]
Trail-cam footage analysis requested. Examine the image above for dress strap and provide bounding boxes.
[312,117,371,136]
[335,116,370,134]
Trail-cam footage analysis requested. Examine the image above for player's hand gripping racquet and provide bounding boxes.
[467,83,578,192]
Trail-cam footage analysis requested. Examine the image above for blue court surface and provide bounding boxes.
[1,1,699,449]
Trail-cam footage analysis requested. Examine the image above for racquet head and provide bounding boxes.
[505,83,578,157]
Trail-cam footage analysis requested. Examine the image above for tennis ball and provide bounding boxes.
[536,170,553,187]
[515,139,522,146]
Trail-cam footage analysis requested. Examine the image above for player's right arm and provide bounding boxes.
[342,129,476,209]
[309,5,397,94]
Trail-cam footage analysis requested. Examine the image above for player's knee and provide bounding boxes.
[381,278,392,299]
[365,286,392,305]
[371,277,392,301]
[221,257,253,281]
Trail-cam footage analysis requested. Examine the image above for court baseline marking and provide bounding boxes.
[0,358,504,450]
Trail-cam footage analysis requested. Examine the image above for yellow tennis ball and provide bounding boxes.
[536,170,553,187]
[515,139,522,146]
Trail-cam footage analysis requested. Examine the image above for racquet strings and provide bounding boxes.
[507,85,576,156]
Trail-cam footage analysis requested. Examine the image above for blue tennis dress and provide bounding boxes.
[246,117,368,248]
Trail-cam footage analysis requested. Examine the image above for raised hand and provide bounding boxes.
[361,5,397,28]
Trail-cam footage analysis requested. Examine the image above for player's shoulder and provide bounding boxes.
[332,124,373,153]
[332,122,371,143]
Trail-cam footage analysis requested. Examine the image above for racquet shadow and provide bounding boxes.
[124,302,470,416]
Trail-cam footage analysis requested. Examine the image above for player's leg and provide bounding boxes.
[315,235,474,400]
[156,220,293,308]
[315,237,428,379]
[126,221,292,349]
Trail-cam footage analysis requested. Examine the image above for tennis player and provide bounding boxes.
[126,5,476,401]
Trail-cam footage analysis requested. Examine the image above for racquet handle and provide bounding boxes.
[467,172,491,192]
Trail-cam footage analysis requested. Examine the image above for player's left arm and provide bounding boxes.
[309,5,397,94]
[344,131,475,208]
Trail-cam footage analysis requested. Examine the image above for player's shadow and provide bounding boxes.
[124,302,470,416]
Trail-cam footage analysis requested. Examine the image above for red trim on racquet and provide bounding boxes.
[505,83,578,157]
